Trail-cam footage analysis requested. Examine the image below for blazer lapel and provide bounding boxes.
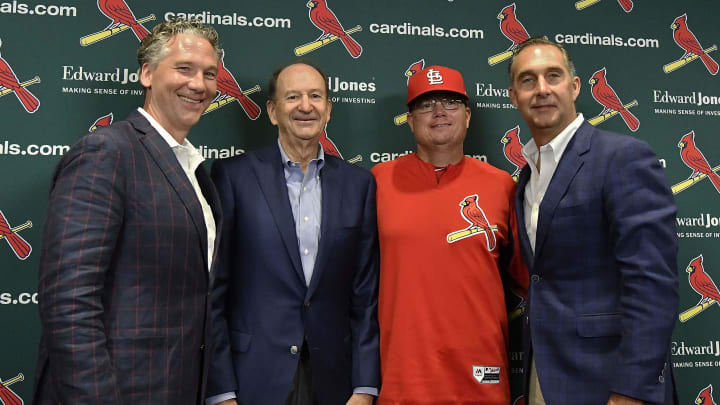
[534,122,592,257]
[306,157,341,299]
[129,111,209,267]
[197,165,223,281]
[515,166,534,270]
[251,146,305,285]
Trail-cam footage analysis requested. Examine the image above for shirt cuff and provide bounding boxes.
[206,392,237,405]
[353,386,378,396]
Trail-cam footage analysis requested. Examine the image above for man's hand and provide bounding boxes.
[346,393,374,405]
[607,393,643,405]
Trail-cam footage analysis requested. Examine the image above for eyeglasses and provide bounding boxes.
[412,98,465,114]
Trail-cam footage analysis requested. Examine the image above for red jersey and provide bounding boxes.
[372,154,527,405]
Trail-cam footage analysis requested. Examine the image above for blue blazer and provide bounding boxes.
[515,122,679,405]
[207,144,380,404]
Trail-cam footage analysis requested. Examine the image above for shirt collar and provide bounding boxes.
[138,107,205,170]
[522,113,584,164]
[277,138,325,171]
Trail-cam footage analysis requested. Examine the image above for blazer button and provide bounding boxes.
[530,274,541,283]
[200,344,205,352]
[304,301,311,308]
[290,345,299,355]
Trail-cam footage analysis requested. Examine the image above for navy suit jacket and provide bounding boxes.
[515,122,679,405]
[34,111,222,405]
[207,144,380,404]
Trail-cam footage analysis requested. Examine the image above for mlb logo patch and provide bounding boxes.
[473,365,501,384]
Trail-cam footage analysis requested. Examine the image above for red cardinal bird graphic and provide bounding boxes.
[215,51,261,120]
[405,59,425,84]
[671,14,718,75]
[89,112,114,132]
[696,384,717,405]
[617,0,633,12]
[512,395,525,405]
[498,3,529,49]
[0,210,31,260]
[0,378,22,405]
[678,131,720,194]
[589,68,639,131]
[307,0,362,58]
[687,255,720,305]
[460,195,497,251]
[319,127,342,159]
[501,125,527,179]
[0,49,39,113]
[97,0,149,41]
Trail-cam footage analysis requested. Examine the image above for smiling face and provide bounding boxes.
[140,33,218,142]
[509,44,580,145]
[407,90,470,156]
[267,63,332,144]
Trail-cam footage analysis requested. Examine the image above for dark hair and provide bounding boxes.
[267,60,329,101]
[508,37,576,84]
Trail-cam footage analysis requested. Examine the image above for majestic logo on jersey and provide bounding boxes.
[588,67,639,131]
[488,3,530,66]
[0,39,40,113]
[679,255,720,323]
[80,0,154,46]
[575,0,633,12]
[472,366,501,384]
[664,14,718,75]
[295,0,363,58]
[673,131,720,195]
[204,50,261,119]
[500,125,527,181]
[393,59,426,126]
[0,209,32,260]
[0,372,25,404]
[89,112,114,132]
[447,195,499,251]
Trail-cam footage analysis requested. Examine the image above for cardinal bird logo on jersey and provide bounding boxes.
[678,131,720,194]
[393,59,426,126]
[588,67,639,132]
[696,384,718,405]
[446,195,499,251]
[668,14,718,75]
[0,209,32,260]
[89,112,114,132]
[489,3,530,66]
[575,0,633,13]
[80,0,154,46]
[0,39,40,114]
[500,126,527,181]
[299,0,363,58]
[0,373,24,405]
[209,50,261,120]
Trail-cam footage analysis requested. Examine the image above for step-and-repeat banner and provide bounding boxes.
[1,0,719,402]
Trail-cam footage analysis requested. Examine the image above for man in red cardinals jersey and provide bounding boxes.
[372,65,528,404]
[507,37,678,405]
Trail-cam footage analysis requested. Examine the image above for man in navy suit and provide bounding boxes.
[35,20,223,404]
[206,61,379,405]
[507,38,679,405]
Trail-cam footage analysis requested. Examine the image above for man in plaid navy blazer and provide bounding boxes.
[34,20,223,404]
[509,38,679,405]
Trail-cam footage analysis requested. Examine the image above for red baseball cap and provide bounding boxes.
[407,65,468,106]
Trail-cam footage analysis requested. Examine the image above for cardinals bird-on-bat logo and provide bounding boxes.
[0,39,40,114]
[319,125,362,164]
[675,131,720,195]
[679,255,720,323]
[80,0,155,47]
[295,0,363,58]
[488,3,530,66]
[588,67,639,132]
[575,0,633,13]
[0,373,24,405]
[89,113,114,132]
[393,58,426,126]
[446,195,499,251]
[695,384,718,405]
[500,125,527,182]
[203,50,262,119]
[664,14,718,75]
[0,209,32,260]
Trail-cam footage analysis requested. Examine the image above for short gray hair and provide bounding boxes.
[137,18,220,74]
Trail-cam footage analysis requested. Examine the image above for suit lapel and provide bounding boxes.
[129,111,209,269]
[515,166,534,270]
[534,122,592,257]
[306,157,341,299]
[251,146,305,285]
[197,166,223,281]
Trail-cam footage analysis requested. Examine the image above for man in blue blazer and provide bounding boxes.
[507,38,679,405]
[35,20,223,404]
[206,62,379,405]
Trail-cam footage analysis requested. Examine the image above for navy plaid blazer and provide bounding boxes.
[33,111,222,404]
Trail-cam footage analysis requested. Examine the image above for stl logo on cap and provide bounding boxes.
[80,0,154,47]
[679,254,720,323]
[426,69,444,85]
[393,59,426,126]
[406,65,468,105]
[0,38,40,114]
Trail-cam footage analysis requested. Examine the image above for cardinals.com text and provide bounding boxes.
[0,1,76,17]
[0,140,69,157]
[165,11,291,29]
[0,292,38,305]
[369,23,483,39]
[555,33,659,48]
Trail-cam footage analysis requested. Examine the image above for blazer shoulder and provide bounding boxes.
[327,155,375,184]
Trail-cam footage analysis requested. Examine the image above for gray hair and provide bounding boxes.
[508,37,577,84]
[137,18,220,75]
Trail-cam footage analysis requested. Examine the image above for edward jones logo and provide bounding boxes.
[0,38,40,113]
[295,0,362,58]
